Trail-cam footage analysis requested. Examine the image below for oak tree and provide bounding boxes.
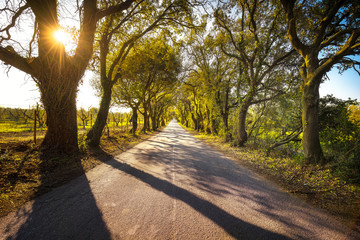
[0,0,136,154]
[280,0,360,163]
[215,0,295,146]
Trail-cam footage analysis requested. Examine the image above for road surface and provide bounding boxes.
[0,120,358,239]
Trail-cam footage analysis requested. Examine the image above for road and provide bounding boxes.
[0,120,358,240]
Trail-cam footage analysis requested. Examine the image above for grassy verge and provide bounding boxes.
[0,128,161,218]
[185,127,360,233]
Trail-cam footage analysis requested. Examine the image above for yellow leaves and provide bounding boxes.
[349,104,360,125]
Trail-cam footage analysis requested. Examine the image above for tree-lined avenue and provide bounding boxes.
[0,120,358,239]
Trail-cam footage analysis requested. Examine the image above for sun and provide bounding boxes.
[53,28,71,44]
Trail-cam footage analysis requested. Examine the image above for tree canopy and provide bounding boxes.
[0,0,359,166]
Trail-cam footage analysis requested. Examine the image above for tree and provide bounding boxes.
[280,0,360,163]
[175,93,192,127]
[112,36,181,134]
[111,112,122,127]
[185,34,237,140]
[214,0,295,146]
[181,75,207,131]
[78,108,90,129]
[0,0,136,154]
[23,103,47,128]
[87,0,198,146]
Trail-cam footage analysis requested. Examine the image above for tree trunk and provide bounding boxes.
[151,114,157,130]
[302,80,325,164]
[142,108,149,133]
[130,107,138,136]
[40,75,79,153]
[211,116,218,135]
[86,85,112,147]
[222,114,231,142]
[236,105,249,146]
[191,112,198,130]
[223,88,231,141]
[28,0,97,154]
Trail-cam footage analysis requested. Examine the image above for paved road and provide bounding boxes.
[0,120,358,240]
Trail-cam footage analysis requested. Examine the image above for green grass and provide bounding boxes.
[0,120,134,133]
[0,122,38,133]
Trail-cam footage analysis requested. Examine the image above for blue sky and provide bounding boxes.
[320,68,360,101]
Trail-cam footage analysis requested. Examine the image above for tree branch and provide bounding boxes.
[313,0,345,48]
[0,46,34,76]
[0,3,30,44]
[267,128,302,151]
[315,28,360,78]
[96,0,137,20]
[280,0,308,56]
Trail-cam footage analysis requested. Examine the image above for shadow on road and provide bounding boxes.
[104,158,291,239]
[3,153,112,240]
[123,121,352,239]
[2,120,354,239]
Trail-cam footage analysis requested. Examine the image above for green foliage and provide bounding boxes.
[319,95,360,160]
[318,95,360,182]
[78,134,88,153]
[113,36,181,131]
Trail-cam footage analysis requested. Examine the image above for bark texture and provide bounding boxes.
[87,85,112,147]
[301,77,325,164]
[236,105,249,147]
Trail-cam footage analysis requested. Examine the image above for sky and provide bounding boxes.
[320,68,360,101]
[0,67,100,109]
[0,65,359,110]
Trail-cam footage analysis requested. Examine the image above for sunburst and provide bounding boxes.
[53,28,71,45]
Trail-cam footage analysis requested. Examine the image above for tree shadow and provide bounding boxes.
[119,120,354,239]
[1,152,112,240]
[103,158,290,239]
[1,120,355,239]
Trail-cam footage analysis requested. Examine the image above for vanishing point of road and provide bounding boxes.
[0,120,359,240]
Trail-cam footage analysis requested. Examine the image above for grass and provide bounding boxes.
[0,125,161,218]
[185,127,360,233]
[0,122,43,133]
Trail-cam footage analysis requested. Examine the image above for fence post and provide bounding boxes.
[33,109,37,144]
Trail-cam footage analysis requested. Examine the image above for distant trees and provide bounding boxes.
[86,0,199,146]
[185,34,237,139]
[0,106,129,134]
[177,0,300,145]
[78,108,91,130]
[0,105,46,130]
[112,36,181,135]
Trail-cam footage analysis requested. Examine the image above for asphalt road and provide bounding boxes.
[0,120,359,240]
